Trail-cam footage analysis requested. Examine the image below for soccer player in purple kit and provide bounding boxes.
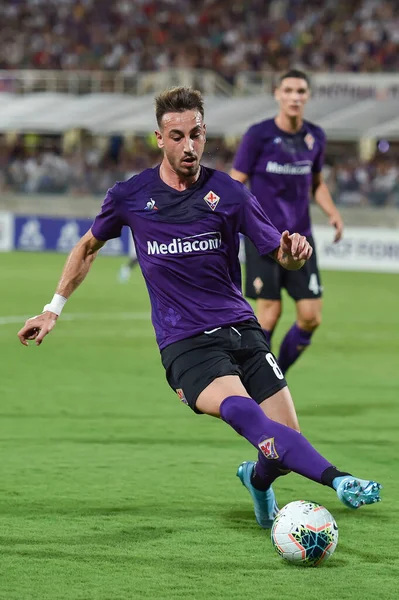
[17,87,380,529]
[231,69,344,374]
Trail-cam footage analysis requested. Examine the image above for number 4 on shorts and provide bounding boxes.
[308,273,320,295]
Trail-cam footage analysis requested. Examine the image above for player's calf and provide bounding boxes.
[278,323,314,374]
[220,396,383,510]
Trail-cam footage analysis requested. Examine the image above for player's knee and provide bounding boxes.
[297,312,322,332]
[220,395,261,428]
[286,418,301,432]
[274,413,301,432]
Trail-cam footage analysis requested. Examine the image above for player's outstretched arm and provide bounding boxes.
[272,230,313,271]
[17,229,105,346]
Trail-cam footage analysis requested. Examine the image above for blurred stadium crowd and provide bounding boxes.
[1,0,398,207]
[1,0,398,78]
[1,134,398,207]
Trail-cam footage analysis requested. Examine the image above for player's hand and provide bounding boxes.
[330,213,343,243]
[17,312,58,346]
[280,231,313,262]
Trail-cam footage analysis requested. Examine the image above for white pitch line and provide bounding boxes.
[0,312,151,326]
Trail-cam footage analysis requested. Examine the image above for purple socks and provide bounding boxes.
[220,395,333,484]
[278,323,313,374]
[252,457,287,491]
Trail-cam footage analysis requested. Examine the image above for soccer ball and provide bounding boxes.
[271,500,338,567]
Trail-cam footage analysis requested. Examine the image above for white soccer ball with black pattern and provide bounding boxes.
[271,500,338,567]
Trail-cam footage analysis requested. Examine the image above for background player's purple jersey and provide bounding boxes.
[233,118,326,236]
[91,166,282,350]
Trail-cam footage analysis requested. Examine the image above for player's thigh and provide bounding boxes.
[161,329,243,415]
[244,236,282,300]
[196,375,251,417]
[284,235,323,302]
[237,322,288,406]
[259,387,300,431]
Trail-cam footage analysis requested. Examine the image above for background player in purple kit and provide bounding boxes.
[17,87,380,528]
[230,69,344,374]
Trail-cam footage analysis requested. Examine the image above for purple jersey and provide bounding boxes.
[91,165,281,350]
[233,118,326,236]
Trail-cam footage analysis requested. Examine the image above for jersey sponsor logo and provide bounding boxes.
[145,198,158,211]
[304,133,315,150]
[266,161,312,175]
[204,190,220,211]
[147,231,222,256]
[273,137,282,144]
[258,437,279,459]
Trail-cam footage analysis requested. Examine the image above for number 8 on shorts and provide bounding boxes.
[266,353,284,380]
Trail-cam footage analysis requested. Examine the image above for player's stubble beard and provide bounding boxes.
[168,152,201,181]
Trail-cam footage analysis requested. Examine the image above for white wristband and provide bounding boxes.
[42,294,67,316]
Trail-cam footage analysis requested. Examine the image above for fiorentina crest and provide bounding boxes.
[304,133,315,150]
[258,437,279,459]
[176,388,188,406]
[204,190,220,211]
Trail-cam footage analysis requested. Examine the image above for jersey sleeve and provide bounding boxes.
[232,128,261,175]
[237,186,281,256]
[312,129,326,174]
[91,184,125,241]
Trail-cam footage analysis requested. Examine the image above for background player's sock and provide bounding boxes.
[128,257,138,269]
[220,395,336,484]
[278,323,313,374]
[262,328,272,346]
[118,264,131,282]
[119,257,138,283]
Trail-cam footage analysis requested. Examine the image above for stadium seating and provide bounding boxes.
[0,0,398,205]
[0,0,398,76]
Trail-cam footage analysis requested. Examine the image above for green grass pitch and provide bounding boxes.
[0,251,398,600]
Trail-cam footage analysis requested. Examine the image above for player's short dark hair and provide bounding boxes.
[155,87,204,127]
[278,69,311,88]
